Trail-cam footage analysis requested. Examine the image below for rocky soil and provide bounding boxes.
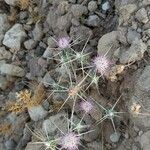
[0,0,150,150]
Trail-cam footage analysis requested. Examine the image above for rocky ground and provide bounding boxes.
[0,0,150,150]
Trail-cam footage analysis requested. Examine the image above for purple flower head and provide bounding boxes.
[58,37,70,49]
[80,100,94,114]
[60,132,80,150]
[93,55,110,75]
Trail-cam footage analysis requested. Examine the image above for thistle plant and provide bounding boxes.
[93,95,124,133]
[27,106,93,150]
[49,35,92,77]
[57,37,71,49]
[26,125,59,150]
[42,54,92,111]
[58,112,94,150]
[25,33,126,150]
[93,55,111,76]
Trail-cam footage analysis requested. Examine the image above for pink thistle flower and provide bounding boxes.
[93,55,110,75]
[80,101,93,114]
[60,132,80,150]
[58,37,70,49]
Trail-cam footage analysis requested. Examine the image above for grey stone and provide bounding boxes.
[139,131,150,150]
[0,47,11,60]
[144,29,150,37]
[25,142,44,150]
[42,72,55,87]
[88,1,98,12]
[46,8,60,32]
[42,47,52,59]
[143,0,150,5]
[71,4,88,18]
[128,66,150,127]
[119,4,137,24]
[24,39,36,50]
[127,28,141,44]
[42,111,67,138]
[102,1,110,11]
[0,14,10,45]
[0,75,9,90]
[137,66,150,93]
[4,0,17,6]
[5,139,16,150]
[69,0,76,3]
[86,140,102,150]
[87,15,100,27]
[115,0,136,10]
[57,13,72,31]
[71,18,80,26]
[70,25,92,41]
[47,37,57,48]
[3,24,27,50]
[19,11,28,20]
[83,125,100,142]
[97,31,119,57]
[28,105,48,121]
[119,39,147,64]
[16,125,32,150]
[117,27,128,44]
[0,143,5,150]
[57,1,69,15]
[0,64,25,77]
[135,8,149,24]
[32,23,43,41]
[110,132,121,143]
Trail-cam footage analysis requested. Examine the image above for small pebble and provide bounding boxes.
[102,1,110,11]
[138,130,143,136]
[88,1,98,12]
[110,132,121,143]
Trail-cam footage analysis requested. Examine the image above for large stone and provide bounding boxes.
[119,4,137,24]
[139,131,150,150]
[127,28,141,44]
[119,39,147,64]
[25,142,44,150]
[4,139,16,150]
[46,8,60,32]
[24,39,37,50]
[56,13,72,31]
[137,66,150,92]
[42,72,55,87]
[87,15,100,27]
[4,0,17,6]
[128,66,150,127]
[135,8,149,24]
[71,4,88,19]
[32,23,43,41]
[42,47,53,59]
[88,1,98,12]
[3,24,26,50]
[57,1,69,15]
[28,105,48,121]
[115,0,136,9]
[143,0,150,5]
[0,14,10,45]
[86,140,102,150]
[0,75,10,90]
[0,47,12,60]
[117,27,128,44]
[0,64,25,77]
[70,25,92,41]
[42,111,68,138]
[97,31,119,57]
